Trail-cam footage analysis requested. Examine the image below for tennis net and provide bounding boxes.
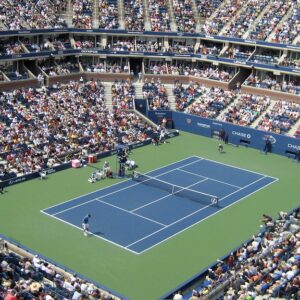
[132,171,219,206]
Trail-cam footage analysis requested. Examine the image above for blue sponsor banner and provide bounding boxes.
[172,111,300,156]
[148,110,173,124]
[0,51,56,60]
[68,28,128,34]
[0,162,71,188]
[147,111,300,157]
[0,29,68,36]
[135,99,147,115]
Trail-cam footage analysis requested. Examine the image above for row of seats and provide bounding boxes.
[173,81,202,111]
[149,0,171,32]
[124,0,144,31]
[249,1,293,41]
[270,2,300,44]
[200,0,246,35]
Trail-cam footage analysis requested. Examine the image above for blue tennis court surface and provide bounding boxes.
[41,156,278,254]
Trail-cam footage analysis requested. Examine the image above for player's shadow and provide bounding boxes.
[92,231,104,236]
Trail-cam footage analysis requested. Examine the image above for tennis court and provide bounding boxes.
[41,156,277,254]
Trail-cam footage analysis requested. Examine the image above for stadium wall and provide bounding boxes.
[148,111,300,157]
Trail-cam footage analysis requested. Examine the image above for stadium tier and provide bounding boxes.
[0,1,300,300]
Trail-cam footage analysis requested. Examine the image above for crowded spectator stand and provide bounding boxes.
[0,234,123,300]
[163,206,300,300]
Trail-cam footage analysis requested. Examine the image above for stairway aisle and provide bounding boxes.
[289,117,300,137]
[103,82,113,109]
[164,84,176,110]
[134,82,144,99]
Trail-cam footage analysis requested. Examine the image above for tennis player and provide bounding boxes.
[82,213,91,236]
[218,143,224,153]
[132,171,138,179]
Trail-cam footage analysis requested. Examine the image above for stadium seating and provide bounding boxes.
[0,2,300,300]
[112,79,135,109]
[196,0,222,18]
[72,0,93,29]
[0,80,155,179]
[149,0,171,32]
[0,237,119,299]
[271,2,300,44]
[186,87,237,119]
[99,0,119,29]
[174,207,300,299]
[143,79,170,110]
[200,0,245,35]
[249,1,292,41]
[124,0,144,31]
[221,94,271,126]
[173,0,196,33]
[256,101,300,134]
[173,81,202,111]
[223,0,269,38]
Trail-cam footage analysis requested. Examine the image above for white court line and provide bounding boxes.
[52,198,100,216]
[177,168,242,189]
[42,158,279,255]
[42,156,202,212]
[40,209,140,255]
[194,155,279,181]
[48,157,203,217]
[131,178,209,212]
[126,203,213,248]
[95,199,167,227]
[136,177,278,254]
[126,175,270,248]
